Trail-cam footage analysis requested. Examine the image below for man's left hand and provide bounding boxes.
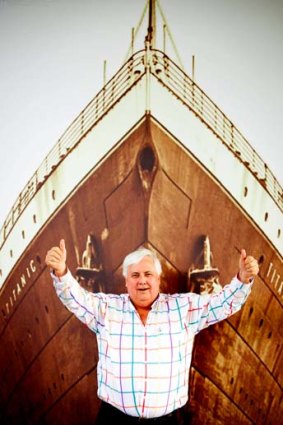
[238,249,259,283]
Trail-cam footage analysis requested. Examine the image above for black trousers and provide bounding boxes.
[95,401,188,424]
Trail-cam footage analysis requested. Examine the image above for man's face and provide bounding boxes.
[125,256,160,309]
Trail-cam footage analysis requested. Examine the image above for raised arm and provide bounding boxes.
[185,249,259,334]
[45,239,107,332]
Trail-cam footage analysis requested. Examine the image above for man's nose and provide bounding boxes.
[138,274,146,284]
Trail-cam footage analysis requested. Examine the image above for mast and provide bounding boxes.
[146,0,156,48]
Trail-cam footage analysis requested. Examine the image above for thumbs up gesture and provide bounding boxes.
[238,249,259,283]
[45,239,67,277]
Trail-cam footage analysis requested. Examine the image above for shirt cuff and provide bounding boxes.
[236,272,254,286]
[51,269,72,285]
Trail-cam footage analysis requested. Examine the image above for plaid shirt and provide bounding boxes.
[53,271,252,418]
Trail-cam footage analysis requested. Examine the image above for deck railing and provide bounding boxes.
[151,50,283,212]
[0,51,145,248]
[0,48,282,249]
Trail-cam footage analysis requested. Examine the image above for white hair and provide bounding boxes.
[122,247,162,277]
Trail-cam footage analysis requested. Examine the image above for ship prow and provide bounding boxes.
[0,1,282,424]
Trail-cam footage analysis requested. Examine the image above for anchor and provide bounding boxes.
[188,235,222,294]
[76,234,104,292]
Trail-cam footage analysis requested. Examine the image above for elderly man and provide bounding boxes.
[45,240,259,424]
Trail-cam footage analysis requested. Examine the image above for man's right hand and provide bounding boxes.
[45,239,67,277]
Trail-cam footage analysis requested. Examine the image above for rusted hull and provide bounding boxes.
[0,116,282,424]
